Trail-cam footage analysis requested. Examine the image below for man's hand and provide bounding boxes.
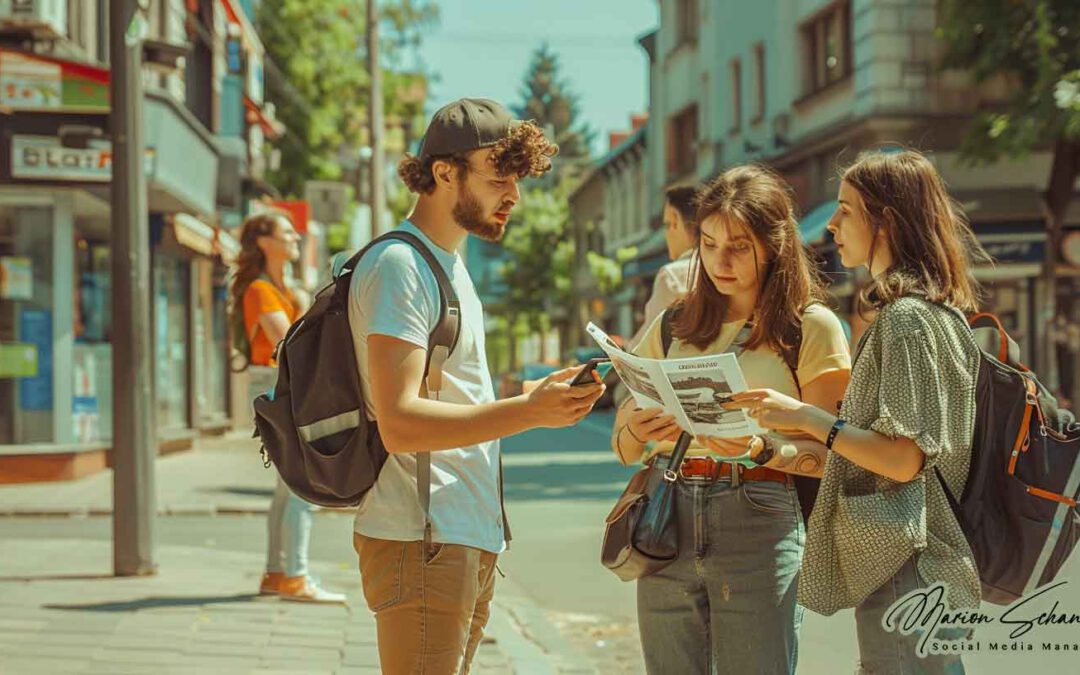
[524,366,605,429]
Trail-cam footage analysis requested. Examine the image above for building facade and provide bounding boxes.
[0,0,285,482]
[578,0,1080,403]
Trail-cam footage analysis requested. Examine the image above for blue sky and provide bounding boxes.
[410,0,658,156]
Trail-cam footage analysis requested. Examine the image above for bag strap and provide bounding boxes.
[336,229,463,555]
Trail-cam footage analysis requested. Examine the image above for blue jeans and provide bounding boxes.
[265,475,316,578]
[855,557,968,675]
[636,476,805,674]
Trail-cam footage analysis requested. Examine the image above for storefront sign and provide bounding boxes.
[0,47,108,110]
[0,342,37,379]
[981,239,1046,264]
[18,308,51,411]
[0,256,32,299]
[11,135,155,182]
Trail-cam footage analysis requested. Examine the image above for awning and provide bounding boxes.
[799,200,837,246]
[215,228,241,262]
[621,227,668,280]
[170,213,216,256]
[623,250,670,280]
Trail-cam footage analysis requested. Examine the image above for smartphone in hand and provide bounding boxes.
[570,357,611,386]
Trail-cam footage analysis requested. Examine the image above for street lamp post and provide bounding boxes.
[366,0,386,237]
[110,0,156,577]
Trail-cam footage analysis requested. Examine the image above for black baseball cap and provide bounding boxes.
[416,98,521,161]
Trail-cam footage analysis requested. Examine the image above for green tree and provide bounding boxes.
[938,0,1080,385]
[257,0,437,198]
[514,43,594,176]
[499,185,574,366]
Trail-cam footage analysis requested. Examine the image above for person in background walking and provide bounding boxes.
[627,185,700,350]
[726,149,986,673]
[231,211,346,604]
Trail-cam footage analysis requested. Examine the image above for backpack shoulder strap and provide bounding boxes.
[660,307,680,357]
[337,231,462,385]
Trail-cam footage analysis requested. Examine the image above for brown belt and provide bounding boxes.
[677,456,790,485]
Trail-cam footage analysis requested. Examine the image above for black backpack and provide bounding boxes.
[939,312,1080,605]
[252,231,460,507]
[660,307,820,524]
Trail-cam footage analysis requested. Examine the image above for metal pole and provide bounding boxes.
[366,0,386,236]
[110,0,156,576]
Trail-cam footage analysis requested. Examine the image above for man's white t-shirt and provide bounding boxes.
[347,221,505,554]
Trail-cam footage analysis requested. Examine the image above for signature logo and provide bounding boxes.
[884,581,1080,657]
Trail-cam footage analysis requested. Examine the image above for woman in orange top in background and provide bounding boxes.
[230,212,345,604]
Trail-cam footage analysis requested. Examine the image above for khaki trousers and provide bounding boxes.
[354,533,498,675]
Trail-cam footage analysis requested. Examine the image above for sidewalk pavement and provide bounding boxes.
[0,432,310,517]
[0,409,620,517]
[0,536,599,675]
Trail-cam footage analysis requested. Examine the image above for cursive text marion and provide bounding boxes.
[883,581,1080,656]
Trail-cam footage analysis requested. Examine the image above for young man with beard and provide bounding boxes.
[348,98,605,673]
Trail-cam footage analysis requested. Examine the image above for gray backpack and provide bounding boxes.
[253,231,460,508]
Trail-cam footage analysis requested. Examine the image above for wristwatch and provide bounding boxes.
[749,435,775,467]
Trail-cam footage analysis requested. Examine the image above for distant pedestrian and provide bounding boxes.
[627,185,699,350]
[728,149,988,673]
[231,211,345,604]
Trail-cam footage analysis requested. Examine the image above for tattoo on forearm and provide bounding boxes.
[795,452,821,474]
[774,442,825,476]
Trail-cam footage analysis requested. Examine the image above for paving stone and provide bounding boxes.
[267,634,345,649]
[340,644,379,667]
[269,624,345,639]
[4,643,102,660]
[188,631,269,646]
[0,657,90,673]
[181,640,271,658]
[0,617,49,631]
[253,660,338,674]
[258,645,341,661]
[93,648,182,665]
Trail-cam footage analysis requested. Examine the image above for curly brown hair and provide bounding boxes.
[397,120,558,194]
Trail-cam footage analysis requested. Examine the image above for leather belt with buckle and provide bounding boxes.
[678,456,790,485]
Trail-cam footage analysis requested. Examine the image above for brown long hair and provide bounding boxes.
[842,149,986,313]
[228,211,296,328]
[672,164,828,356]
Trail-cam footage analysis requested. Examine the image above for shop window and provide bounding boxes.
[0,207,55,445]
[193,260,229,425]
[752,43,766,124]
[154,253,191,431]
[73,234,112,443]
[667,104,699,180]
[673,0,699,48]
[730,59,743,134]
[800,1,852,98]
